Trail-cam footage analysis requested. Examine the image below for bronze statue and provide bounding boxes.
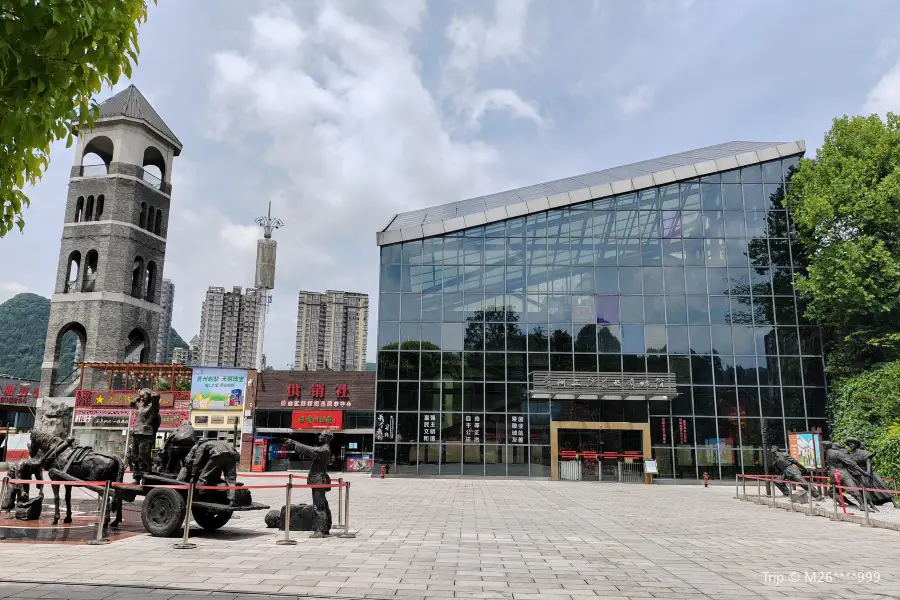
[845,438,896,507]
[822,441,869,508]
[2,458,43,519]
[127,388,161,483]
[178,438,240,505]
[155,422,198,476]
[769,445,821,499]
[27,429,124,526]
[280,431,333,537]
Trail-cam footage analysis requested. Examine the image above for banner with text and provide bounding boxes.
[191,367,248,410]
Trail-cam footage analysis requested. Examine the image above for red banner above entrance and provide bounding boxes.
[290,410,343,430]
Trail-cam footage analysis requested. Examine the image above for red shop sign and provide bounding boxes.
[291,410,343,431]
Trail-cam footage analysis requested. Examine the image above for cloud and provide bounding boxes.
[0,282,27,304]
[442,0,544,128]
[201,0,524,363]
[863,60,900,117]
[617,84,654,117]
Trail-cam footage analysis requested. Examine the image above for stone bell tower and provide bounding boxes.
[40,85,182,396]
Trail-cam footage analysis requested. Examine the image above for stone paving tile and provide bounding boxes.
[2,476,900,599]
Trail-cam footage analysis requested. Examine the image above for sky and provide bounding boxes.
[3,0,900,369]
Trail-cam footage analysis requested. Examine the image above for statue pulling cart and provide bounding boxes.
[116,421,269,537]
[6,394,268,538]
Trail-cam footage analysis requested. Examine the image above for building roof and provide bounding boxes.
[96,84,182,151]
[376,140,805,246]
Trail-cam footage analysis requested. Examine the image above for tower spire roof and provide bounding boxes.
[97,84,182,151]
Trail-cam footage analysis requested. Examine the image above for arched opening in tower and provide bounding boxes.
[50,322,86,395]
[82,135,114,177]
[125,328,149,364]
[142,146,166,189]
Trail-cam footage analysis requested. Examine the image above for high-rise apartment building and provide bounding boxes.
[198,286,264,368]
[171,347,188,365]
[154,279,175,363]
[295,290,368,371]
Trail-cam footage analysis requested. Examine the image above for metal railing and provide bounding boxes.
[81,163,108,178]
[141,168,162,190]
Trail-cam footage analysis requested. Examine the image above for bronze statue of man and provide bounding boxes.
[281,431,334,537]
[769,445,821,499]
[128,388,161,482]
[178,438,240,505]
[845,437,896,507]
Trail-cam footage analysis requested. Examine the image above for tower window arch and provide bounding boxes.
[82,250,99,292]
[65,251,81,293]
[142,146,166,189]
[145,261,157,302]
[94,195,104,221]
[154,209,163,235]
[131,256,144,298]
[74,197,84,222]
[139,203,147,229]
[146,206,155,232]
[82,135,114,177]
[84,196,94,221]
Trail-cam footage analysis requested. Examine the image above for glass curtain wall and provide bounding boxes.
[375,155,826,478]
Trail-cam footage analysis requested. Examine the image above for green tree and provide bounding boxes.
[785,113,900,377]
[0,0,154,236]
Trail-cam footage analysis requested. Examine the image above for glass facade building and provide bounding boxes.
[374,141,826,479]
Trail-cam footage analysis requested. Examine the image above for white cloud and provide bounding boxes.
[618,84,654,117]
[0,282,27,304]
[863,60,900,117]
[202,0,520,362]
[443,0,544,128]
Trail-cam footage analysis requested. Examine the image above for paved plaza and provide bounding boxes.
[1,474,900,599]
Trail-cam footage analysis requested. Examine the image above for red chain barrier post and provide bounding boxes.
[788,480,794,512]
[742,474,747,499]
[173,483,197,550]
[756,476,761,503]
[770,478,777,508]
[337,477,343,529]
[336,481,355,538]
[863,487,871,527]
[276,474,297,546]
[834,471,852,516]
[734,474,739,499]
[86,481,111,546]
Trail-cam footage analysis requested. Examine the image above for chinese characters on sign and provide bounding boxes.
[508,414,527,445]
[376,412,395,442]
[190,367,248,410]
[0,382,39,408]
[421,413,438,443]
[282,383,353,408]
[464,415,481,443]
[291,410,343,430]
[531,371,678,397]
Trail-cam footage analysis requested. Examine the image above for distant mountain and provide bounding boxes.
[0,293,186,380]
[167,327,187,363]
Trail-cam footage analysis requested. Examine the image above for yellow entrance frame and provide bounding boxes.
[550,421,652,483]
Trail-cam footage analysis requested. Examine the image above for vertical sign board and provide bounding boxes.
[421,413,438,442]
[508,414,527,444]
[788,432,822,470]
[375,412,395,442]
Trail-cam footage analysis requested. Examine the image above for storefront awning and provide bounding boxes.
[530,372,678,401]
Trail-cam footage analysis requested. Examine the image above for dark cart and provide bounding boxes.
[117,472,270,537]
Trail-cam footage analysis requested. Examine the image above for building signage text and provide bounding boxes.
[284,383,353,408]
[290,410,343,430]
[0,382,39,408]
[531,372,678,397]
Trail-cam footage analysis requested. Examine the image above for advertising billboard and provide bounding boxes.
[190,368,248,410]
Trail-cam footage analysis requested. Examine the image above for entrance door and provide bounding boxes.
[550,421,652,483]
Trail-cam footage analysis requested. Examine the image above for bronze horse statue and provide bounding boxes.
[28,429,125,526]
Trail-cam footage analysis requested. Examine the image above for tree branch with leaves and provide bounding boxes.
[0,0,154,237]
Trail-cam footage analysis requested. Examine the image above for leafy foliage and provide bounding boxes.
[0,0,153,236]
[784,113,900,377]
[830,361,900,481]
